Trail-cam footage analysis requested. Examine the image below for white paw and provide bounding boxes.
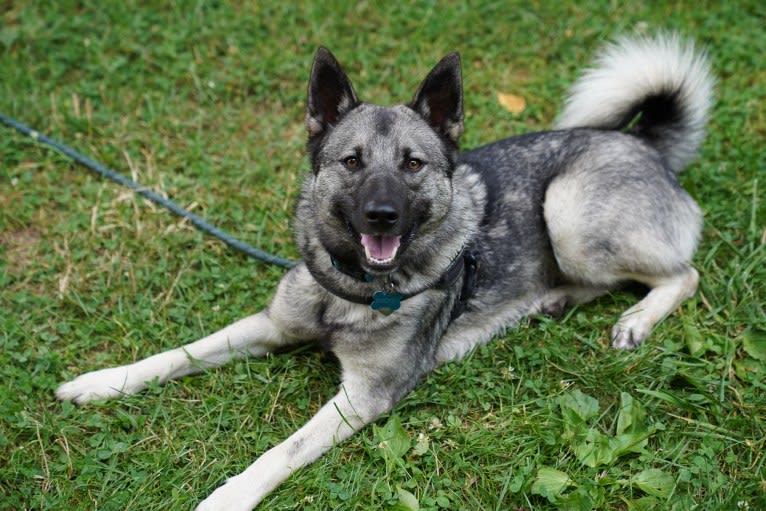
[55,365,144,404]
[611,314,651,350]
[195,474,263,511]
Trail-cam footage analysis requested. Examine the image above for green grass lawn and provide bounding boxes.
[1,1,764,510]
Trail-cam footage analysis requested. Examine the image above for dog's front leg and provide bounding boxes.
[56,310,298,404]
[195,374,390,511]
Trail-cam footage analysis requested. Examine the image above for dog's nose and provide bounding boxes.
[364,201,399,227]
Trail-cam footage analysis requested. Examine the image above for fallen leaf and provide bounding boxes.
[631,468,674,498]
[742,329,766,361]
[497,92,526,113]
[395,487,420,511]
[531,466,572,502]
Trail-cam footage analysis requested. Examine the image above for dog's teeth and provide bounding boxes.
[361,234,400,264]
[364,246,398,265]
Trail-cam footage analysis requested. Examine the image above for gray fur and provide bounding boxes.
[55,35,713,510]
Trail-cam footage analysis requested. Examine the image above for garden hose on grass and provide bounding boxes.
[0,112,298,269]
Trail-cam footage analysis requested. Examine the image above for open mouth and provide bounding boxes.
[360,233,401,265]
[341,214,417,270]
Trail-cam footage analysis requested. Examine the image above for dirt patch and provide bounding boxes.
[1,227,41,275]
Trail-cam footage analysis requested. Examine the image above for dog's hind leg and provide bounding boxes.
[543,152,702,349]
[610,268,698,349]
[539,285,610,318]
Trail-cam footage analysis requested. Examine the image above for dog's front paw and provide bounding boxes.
[195,475,264,511]
[610,315,651,350]
[55,365,144,404]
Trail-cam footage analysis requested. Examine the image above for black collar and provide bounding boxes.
[327,248,479,319]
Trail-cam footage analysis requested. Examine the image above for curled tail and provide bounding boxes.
[555,33,714,173]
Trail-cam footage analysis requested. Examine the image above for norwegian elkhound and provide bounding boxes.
[57,34,713,510]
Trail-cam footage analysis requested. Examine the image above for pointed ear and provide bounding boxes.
[306,47,359,138]
[410,53,464,145]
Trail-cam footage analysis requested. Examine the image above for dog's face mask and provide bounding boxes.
[303,48,464,275]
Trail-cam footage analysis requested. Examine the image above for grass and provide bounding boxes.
[1,1,764,510]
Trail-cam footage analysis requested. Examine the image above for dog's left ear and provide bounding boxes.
[306,47,359,138]
[410,53,464,145]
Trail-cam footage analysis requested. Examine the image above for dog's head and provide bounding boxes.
[302,47,464,275]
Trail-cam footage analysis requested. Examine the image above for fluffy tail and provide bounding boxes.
[555,33,714,173]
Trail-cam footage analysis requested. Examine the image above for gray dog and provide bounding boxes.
[57,34,713,510]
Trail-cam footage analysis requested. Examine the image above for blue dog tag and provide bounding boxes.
[370,290,403,315]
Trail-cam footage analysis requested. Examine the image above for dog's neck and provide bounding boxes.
[321,247,479,319]
[328,254,376,283]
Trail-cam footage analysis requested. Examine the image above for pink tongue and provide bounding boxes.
[360,234,401,261]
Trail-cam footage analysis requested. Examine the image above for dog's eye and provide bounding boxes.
[342,156,360,170]
[406,158,424,172]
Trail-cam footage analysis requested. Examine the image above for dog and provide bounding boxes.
[56,33,713,510]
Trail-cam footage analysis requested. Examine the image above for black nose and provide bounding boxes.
[364,201,399,227]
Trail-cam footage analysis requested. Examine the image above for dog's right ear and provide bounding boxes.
[306,47,359,138]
